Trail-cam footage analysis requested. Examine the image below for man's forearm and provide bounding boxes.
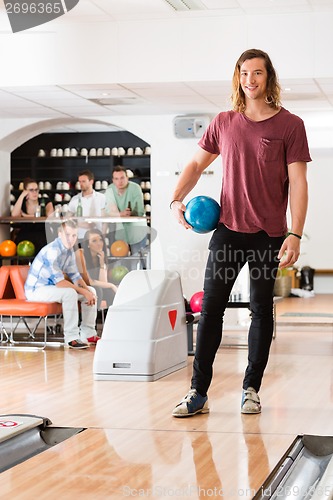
[290,197,307,236]
[172,163,203,204]
[172,149,217,203]
[288,162,308,236]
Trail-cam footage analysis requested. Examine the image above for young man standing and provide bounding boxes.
[24,220,98,349]
[68,169,106,241]
[170,49,311,416]
[105,167,148,255]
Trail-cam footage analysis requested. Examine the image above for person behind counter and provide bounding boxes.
[67,169,106,241]
[104,166,148,255]
[11,177,54,253]
[76,228,118,309]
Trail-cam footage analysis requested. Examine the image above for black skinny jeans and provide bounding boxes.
[191,224,284,396]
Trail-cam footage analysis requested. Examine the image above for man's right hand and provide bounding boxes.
[120,208,131,217]
[171,201,192,230]
[80,288,96,306]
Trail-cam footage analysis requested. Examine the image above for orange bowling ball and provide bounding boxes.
[0,239,17,257]
[110,240,129,257]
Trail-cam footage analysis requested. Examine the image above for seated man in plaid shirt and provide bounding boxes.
[25,219,98,349]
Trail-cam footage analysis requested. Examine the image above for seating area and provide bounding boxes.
[0,265,63,350]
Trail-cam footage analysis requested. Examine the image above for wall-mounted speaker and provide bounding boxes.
[173,115,210,139]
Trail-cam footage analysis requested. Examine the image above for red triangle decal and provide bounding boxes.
[168,310,177,330]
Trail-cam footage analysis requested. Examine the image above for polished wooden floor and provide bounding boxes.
[0,295,332,499]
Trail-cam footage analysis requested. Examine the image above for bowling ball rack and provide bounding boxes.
[253,434,333,499]
[0,414,85,473]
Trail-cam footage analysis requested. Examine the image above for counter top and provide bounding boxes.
[0,216,148,224]
[0,216,47,223]
[85,216,148,223]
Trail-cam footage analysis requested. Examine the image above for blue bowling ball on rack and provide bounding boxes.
[184,195,220,234]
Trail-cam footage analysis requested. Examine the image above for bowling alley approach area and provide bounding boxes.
[0,293,332,499]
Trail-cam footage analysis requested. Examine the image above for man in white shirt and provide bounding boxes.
[68,169,106,240]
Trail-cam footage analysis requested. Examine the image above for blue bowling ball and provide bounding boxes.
[184,195,220,234]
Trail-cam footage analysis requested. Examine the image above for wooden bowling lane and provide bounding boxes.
[0,426,294,499]
[1,341,331,437]
[0,344,332,433]
[0,294,332,497]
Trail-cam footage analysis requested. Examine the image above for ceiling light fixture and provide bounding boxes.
[90,97,141,106]
[162,0,207,11]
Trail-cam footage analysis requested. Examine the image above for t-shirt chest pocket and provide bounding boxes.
[258,138,284,162]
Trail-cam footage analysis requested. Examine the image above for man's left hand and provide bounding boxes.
[278,236,300,268]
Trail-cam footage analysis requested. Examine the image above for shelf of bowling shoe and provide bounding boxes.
[9,190,59,201]
[111,153,150,158]
[10,189,150,205]
[11,132,151,207]
[11,183,149,192]
[10,189,76,193]
[10,189,77,201]
[12,154,150,160]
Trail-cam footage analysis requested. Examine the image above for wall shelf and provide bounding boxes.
[10,131,151,216]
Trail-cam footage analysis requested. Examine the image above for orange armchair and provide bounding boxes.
[0,265,63,349]
[0,266,10,299]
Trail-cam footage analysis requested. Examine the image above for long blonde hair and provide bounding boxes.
[231,49,281,113]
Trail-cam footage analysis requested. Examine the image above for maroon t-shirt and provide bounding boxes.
[198,108,312,237]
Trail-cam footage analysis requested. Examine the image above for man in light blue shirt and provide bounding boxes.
[25,219,98,349]
[104,167,148,254]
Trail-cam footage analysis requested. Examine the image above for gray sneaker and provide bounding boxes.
[241,387,261,414]
[172,389,209,417]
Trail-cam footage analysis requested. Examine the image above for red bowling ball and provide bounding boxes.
[190,291,204,313]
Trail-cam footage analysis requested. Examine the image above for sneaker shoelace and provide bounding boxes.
[244,388,260,403]
[181,389,197,403]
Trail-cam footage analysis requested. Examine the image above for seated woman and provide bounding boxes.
[76,228,118,309]
[11,178,54,253]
